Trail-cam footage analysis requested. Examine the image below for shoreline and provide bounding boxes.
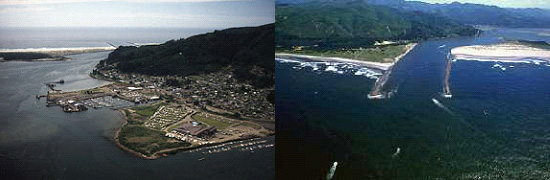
[113,110,159,160]
[84,75,274,159]
[0,47,115,62]
[0,46,116,55]
[275,43,417,71]
[275,43,418,99]
[368,43,417,99]
[444,43,550,99]
[275,53,393,71]
[0,57,71,62]
[113,108,275,159]
[451,43,550,62]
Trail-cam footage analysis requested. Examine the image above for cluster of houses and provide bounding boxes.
[93,66,274,120]
[144,106,189,129]
[166,70,275,120]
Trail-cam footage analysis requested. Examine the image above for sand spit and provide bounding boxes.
[276,43,418,72]
[451,43,550,62]
[0,46,116,57]
[275,53,393,71]
[276,43,418,99]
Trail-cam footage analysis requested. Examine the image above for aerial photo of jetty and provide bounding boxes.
[0,0,274,179]
[276,0,550,179]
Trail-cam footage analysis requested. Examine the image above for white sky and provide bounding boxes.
[0,0,274,28]
[413,0,550,9]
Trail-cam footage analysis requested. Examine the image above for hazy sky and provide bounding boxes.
[0,0,274,28]
[413,0,550,9]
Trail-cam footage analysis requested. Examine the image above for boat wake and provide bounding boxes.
[432,98,454,115]
[326,161,338,180]
[392,147,401,158]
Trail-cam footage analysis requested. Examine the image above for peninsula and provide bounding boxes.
[0,47,116,61]
[276,43,417,99]
[444,41,550,98]
[41,24,275,159]
[451,41,550,62]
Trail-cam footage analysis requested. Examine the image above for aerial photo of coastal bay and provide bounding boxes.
[0,0,274,179]
[276,0,550,179]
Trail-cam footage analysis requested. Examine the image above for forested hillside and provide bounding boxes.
[276,2,478,48]
[100,24,274,88]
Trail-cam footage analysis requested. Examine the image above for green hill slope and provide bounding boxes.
[100,24,274,88]
[276,2,478,48]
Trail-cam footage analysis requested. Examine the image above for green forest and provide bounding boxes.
[275,2,478,48]
[100,24,274,88]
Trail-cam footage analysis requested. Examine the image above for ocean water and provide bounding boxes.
[276,28,550,179]
[0,29,274,179]
[0,27,214,49]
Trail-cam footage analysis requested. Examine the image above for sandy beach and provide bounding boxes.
[451,43,550,62]
[276,43,417,71]
[0,46,116,57]
[275,53,393,70]
[276,43,417,99]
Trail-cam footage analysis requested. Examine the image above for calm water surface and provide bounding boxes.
[0,52,274,179]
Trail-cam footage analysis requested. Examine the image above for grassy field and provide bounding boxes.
[79,87,103,94]
[118,125,190,156]
[132,103,163,117]
[278,44,409,63]
[192,113,232,129]
[240,122,262,130]
[124,109,148,125]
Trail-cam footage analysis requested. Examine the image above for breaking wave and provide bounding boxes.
[276,58,383,80]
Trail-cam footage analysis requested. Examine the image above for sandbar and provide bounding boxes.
[451,43,550,62]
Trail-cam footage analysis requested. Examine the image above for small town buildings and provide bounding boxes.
[173,122,217,138]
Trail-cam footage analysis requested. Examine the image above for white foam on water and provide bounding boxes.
[312,66,320,71]
[392,147,401,158]
[432,98,454,115]
[275,58,301,64]
[326,162,338,180]
[354,68,382,80]
[277,57,384,80]
[325,66,338,72]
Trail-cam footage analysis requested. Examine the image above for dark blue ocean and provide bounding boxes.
[276,28,550,179]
